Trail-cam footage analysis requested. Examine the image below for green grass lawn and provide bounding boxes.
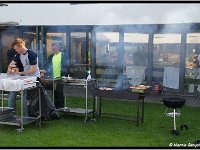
[0,96,200,148]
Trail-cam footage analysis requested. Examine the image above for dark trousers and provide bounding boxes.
[40,79,64,109]
[54,84,64,109]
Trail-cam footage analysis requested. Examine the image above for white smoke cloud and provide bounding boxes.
[0,3,200,25]
[162,4,200,23]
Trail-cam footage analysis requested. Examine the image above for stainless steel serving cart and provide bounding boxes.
[54,78,96,122]
[0,74,41,134]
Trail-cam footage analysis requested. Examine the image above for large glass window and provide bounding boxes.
[70,32,87,64]
[69,32,91,78]
[124,33,149,85]
[185,33,200,93]
[96,32,119,87]
[153,34,181,83]
[96,32,119,66]
[124,33,149,66]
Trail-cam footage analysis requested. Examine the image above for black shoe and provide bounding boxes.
[195,139,200,144]
[171,130,180,136]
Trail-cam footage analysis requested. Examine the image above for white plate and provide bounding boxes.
[62,76,72,80]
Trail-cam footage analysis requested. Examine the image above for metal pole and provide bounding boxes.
[173,109,176,130]
[64,85,66,109]
[39,87,41,122]
[1,91,3,110]
[85,80,88,121]
[142,97,144,123]
[0,32,2,73]
[136,98,139,126]
[53,79,55,104]
[95,96,98,114]
[21,90,24,130]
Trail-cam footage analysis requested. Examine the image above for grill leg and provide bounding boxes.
[136,99,139,126]
[173,109,176,130]
[92,96,96,120]
[99,97,102,117]
[141,98,144,124]
[171,108,180,135]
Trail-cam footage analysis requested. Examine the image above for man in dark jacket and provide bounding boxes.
[7,48,24,72]
[41,42,69,108]
[7,38,41,116]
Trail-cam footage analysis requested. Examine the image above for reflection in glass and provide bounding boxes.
[70,32,87,64]
[185,33,200,93]
[153,44,180,68]
[153,34,181,84]
[46,32,67,58]
[70,32,91,78]
[153,34,181,68]
[124,33,148,66]
[96,32,119,66]
[124,33,149,86]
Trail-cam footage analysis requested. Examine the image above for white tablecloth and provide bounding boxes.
[0,74,36,91]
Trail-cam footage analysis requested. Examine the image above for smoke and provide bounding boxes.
[162,5,200,24]
[1,3,200,84]
[154,4,200,34]
[2,4,200,25]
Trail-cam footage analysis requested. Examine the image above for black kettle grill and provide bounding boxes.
[161,97,188,135]
[163,97,186,109]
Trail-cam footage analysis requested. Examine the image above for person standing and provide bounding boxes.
[7,38,40,116]
[7,48,24,72]
[41,42,69,109]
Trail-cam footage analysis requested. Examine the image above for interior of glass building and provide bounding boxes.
[1,23,200,94]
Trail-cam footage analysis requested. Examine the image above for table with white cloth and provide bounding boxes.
[0,73,41,134]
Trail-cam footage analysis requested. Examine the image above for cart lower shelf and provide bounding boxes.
[0,116,39,126]
[57,107,93,114]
